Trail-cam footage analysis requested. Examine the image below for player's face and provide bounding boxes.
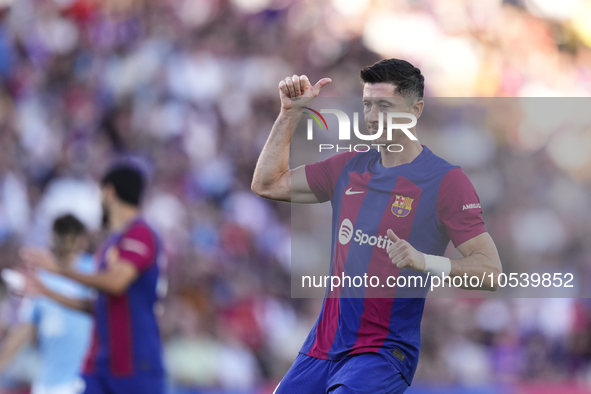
[51,233,84,263]
[362,83,418,146]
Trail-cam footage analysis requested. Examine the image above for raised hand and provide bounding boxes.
[386,229,426,272]
[278,75,332,111]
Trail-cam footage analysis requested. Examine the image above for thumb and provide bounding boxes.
[312,78,332,95]
[387,229,400,243]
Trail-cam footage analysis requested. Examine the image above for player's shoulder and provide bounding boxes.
[414,147,479,195]
[123,218,158,239]
[119,218,160,251]
[127,217,163,244]
[422,146,460,174]
[428,155,477,198]
[440,167,472,186]
[421,146,472,184]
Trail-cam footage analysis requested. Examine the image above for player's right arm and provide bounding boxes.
[37,285,94,314]
[251,75,331,203]
[21,270,93,314]
[21,248,139,298]
[0,323,35,373]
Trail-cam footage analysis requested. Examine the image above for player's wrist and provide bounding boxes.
[280,106,304,115]
[422,254,451,277]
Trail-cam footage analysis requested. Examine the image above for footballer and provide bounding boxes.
[251,59,502,394]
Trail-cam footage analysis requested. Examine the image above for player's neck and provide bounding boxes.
[109,203,140,232]
[380,141,423,168]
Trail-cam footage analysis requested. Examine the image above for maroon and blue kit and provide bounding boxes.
[276,146,486,394]
[82,218,165,394]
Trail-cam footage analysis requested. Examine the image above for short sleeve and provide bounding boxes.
[117,224,156,272]
[304,151,357,202]
[437,168,487,247]
[19,298,41,325]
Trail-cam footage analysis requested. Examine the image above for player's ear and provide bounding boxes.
[412,100,424,119]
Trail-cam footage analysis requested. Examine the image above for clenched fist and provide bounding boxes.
[278,75,332,111]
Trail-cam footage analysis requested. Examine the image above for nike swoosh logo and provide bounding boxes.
[345,187,365,195]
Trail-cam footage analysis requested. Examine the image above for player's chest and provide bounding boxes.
[335,172,434,236]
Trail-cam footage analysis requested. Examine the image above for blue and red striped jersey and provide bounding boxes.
[300,145,487,384]
[83,217,165,378]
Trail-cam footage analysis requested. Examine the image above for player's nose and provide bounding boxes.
[365,104,380,123]
[366,110,382,131]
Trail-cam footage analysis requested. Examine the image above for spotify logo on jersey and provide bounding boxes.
[338,219,354,245]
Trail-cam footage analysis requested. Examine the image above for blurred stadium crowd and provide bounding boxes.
[1,0,591,393]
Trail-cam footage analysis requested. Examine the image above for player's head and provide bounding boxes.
[360,59,424,144]
[100,164,145,225]
[51,214,87,262]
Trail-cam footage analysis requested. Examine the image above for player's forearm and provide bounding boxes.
[41,285,93,313]
[0,323,35,372]
[60,260,140,296]
[60,268,123,295]
[252,109,303,199]
[449,253,502,291]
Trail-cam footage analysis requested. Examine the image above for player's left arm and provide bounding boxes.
[21,247,139,296]
[387,167,503,291]
[59,256,139,296]
[21,225,158,296]
[451,232,502,290]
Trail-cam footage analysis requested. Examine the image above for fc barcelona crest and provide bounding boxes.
[391,195,414,218]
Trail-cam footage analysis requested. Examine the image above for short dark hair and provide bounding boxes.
[101,165,145,206]
[53,214,86,237]
[360,58,424,101]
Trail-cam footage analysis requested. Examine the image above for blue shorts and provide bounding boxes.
[82,374,165,394]
[274,353,409,394]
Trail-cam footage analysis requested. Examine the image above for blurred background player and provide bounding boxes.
[21,165,166,394]
[0,214,93,394]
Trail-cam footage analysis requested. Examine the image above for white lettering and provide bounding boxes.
[354,229,363,243]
